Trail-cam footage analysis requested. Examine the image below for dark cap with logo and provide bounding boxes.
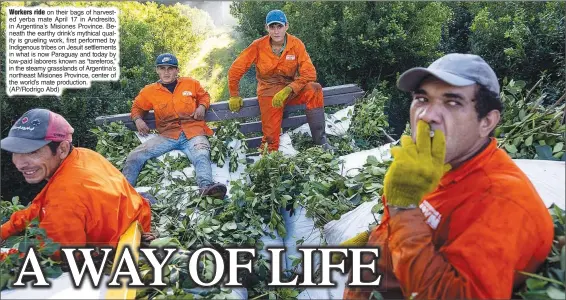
[1,109,74,154]
[155,53,178,67]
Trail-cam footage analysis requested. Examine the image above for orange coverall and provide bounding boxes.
[228,33,324,151]
[1,148,152,255]
[131,77,214,140]
[344,138,554,299]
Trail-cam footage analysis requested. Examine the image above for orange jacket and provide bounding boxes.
[1,148,152,253]
[344,138,554,299]
[228,33,317,97]
[131,77,214,140]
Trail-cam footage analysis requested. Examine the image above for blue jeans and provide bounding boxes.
[122,132,214,188]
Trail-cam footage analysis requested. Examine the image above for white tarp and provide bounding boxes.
[513,159,565,210]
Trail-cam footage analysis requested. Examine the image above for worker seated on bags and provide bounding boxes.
[0,109,153,258]
[340,53,554,299]
[227,9,332,152]
[122,53,227,200]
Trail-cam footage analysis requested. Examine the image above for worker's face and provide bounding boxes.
[156,66,179,84]
[12,143,67,184]
[266,23,289,44]
[409,77,499,166]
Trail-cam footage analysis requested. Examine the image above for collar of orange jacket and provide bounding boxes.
[439,137,498,187]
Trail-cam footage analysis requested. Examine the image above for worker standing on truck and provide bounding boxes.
[227,9,332,152]
[0,108,153,255]
[122,53,227,199]
[341,53,555,299]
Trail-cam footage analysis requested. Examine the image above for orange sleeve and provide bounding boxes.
[228,42,258,97]
[1,202,41,240]
[195,80,211,110]
[288,40,317,94]
[39,194,88,248]
[131,88,153,121]
[387,198,542,299]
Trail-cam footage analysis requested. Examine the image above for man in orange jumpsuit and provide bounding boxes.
[227,9,331,152]
[341,54,554,299]
[0,108,152,254]
[123,53,227,199]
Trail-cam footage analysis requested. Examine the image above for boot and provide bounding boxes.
[306,107,333,151]
[199,182,227,200]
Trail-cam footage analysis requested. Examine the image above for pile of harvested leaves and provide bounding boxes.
[516,205,565,299]
[496,77,566,161]
[137,143,390,298]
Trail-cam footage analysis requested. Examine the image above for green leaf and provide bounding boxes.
[553,142,563,153]
[535,145,556,160]
[19,236,34,253]
[282,195,293,201]
[546,286,566,299]
[526,278,548,290]
[222,222,238,231]
[44,265,63,278]
[202,227,213,234]
[0,273,12,290]
[5,236,23,248]
[519,109,526,121]
[41,243,60,256]
[504,144,518,154]
[525,135,533,146]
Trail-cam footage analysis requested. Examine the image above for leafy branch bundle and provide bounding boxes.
[496,77,566,160]
[516,205,565,299]
[347,87,391,150]
[0,218,62,290]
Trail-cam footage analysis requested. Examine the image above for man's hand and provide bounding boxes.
[135,118,150,136]
[272,86,293,108]
[229,96,243,112]
[191,104,206,120]
[383,120,452,208]
[141,232,157,248]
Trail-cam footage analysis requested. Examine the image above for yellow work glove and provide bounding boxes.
[383,120,452,208]
[331,231,370,264]
[272,86,293,108]
[229,96,243,112]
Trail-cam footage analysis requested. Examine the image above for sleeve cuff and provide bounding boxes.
[1,222,15,240]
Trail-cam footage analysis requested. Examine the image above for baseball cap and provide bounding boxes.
[266,10,287,26]
[1,109,74,154]
[397,53,500,95]
[155,53,178,67]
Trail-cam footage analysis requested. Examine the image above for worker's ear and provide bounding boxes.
[285,22,289,31]
[479,109,500,138]
[58,141,71,160]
